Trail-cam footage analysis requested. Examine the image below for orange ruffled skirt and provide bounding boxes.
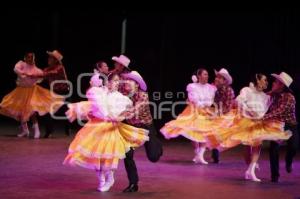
[63,119,149,170]
[0,85,64,122]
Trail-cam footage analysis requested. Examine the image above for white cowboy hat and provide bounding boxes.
[271,72,293,88]
[112,55,130,68]
[214,68,233,85]
[47,50,63,62]
[121,71,147,91]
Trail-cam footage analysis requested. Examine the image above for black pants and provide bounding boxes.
[211,149,219,161]
[45,103,70,136]
[124,123,163,184]
[45,90,71,137]
[269,124,299,178]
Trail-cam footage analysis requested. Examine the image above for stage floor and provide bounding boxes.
[0,124,299,199]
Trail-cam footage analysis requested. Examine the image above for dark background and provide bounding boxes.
[1,9,300,129]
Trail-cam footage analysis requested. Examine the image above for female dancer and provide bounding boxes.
[64,74,149,192]
[217,74,291,181]
[0,52,64,138]
[160,68,218,164]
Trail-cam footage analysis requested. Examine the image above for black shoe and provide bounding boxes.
[212,154,219,164]
[43,133,52,139]
[286,163,293,173]
[123,184,138,193]
[271,176,279,183]
[212,158,219,164]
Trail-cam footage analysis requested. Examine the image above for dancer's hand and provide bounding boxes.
[120,110,133,119]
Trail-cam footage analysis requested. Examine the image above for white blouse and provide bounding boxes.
[86,86,133,121]
[236,83,271,119]
[186,83,217,108]
[14,61,43,87]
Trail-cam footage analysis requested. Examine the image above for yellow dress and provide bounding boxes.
[215,85,292,150]
[204,108,237,149]
[217,117,291,149]
[63,87,149,170]
[0,61,64,122]
[64,119,149,170]
[160,83,231,143]
[160,104,220,142]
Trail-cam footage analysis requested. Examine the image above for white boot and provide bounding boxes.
[99,170,115,192]
[193,147,200,163]
[193,146,208,165]
[198,146,208,164]
[18,123,30,137]
[256,163,260,170]
[245,162,261,182]
[33,122,40,139]
[96,170,106,191]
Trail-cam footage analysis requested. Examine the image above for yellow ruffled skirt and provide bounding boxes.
[216,117,292,150]
[160,104,234,143]
[63,119,149,170]
[0,85,64,122]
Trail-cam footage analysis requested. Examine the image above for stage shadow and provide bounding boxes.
[161,159,194,165]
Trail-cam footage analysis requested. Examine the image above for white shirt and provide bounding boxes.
[186,83,217,108]
[86,86,133,121]
[14,61,43,87]
[236,83,271,119]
